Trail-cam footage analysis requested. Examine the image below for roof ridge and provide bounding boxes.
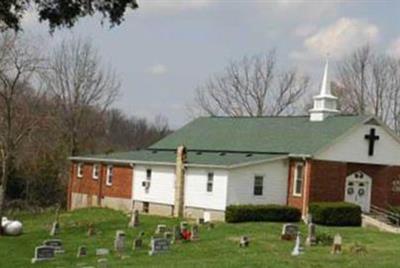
[206,114,362,119]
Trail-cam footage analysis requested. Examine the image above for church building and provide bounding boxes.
[68,61,400,221]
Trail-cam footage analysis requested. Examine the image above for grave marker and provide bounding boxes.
[97,258,108,268]
[133,232,144,250]
[305,223,317,246]
[281,223,299,240]
[191,225,199,240]
[77,246,88,258]
[31,245,55,263]
[96,248,110,256]
[114,230,126,253]
[239,236,249,247]
[156,224,167,234]
[149,237,170,256]
[291,232,303,256]
[129,210,140,228]
[43,239,64,254]
[331,233,342,254]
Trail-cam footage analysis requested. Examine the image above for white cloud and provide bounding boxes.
[147,64,168,75]
[293,24,317,37]
[387,38,400,58]
[291,18,379,60]
[139,0,214,13]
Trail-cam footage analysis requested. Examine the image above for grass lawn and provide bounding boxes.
[0,208,399,268]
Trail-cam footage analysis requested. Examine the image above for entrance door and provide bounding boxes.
[345,171,372,213]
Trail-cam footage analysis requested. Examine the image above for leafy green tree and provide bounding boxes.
[0,0,138,32]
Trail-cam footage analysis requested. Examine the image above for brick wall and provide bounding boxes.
[309,160,400,209]
[309,160,347,203]
[68,162,133,209]
[287,159,305,210]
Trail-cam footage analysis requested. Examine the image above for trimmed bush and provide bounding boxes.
[225,204,301,223]
[309,202,361,226]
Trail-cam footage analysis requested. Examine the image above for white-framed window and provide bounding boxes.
[293,162,304,196]
[206,172,214,192]
[253,175,264,196]
[106,165,113,186]
[92,164,100,180]
[143,168,152,193]
[77,163,84,178]
[146,169,152,180]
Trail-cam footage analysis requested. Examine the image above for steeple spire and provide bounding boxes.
[320,57,330,96]
[309,57,339,122]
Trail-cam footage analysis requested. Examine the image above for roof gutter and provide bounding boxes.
[68,156,176,167]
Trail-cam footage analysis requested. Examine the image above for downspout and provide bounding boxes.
[98,163,104,207]
[67,162,74,210]
[302,159,312,217]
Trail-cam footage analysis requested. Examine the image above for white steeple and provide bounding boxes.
[309,57,339,121]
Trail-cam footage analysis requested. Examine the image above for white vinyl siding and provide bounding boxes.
[133,165,175,205]
[227,159,288,206]
[253,175,264,196]
[185,169,228,211]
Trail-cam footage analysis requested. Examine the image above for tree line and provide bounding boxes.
[0,33,170,218]
[194,46,400,135]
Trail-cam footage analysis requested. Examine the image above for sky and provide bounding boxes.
[22,0,400,128]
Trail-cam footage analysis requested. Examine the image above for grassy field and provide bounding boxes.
[0,208,399,267]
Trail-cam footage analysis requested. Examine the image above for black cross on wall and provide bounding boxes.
[364,128,380,156]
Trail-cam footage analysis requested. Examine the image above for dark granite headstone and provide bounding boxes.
[31,245,55,263]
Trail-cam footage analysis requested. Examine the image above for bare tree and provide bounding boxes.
[43,38,120,156]
[0,33,43,233]
[337,45,400,133]
[193,50,310,117]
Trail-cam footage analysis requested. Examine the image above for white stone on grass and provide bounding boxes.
[1,217,23,236]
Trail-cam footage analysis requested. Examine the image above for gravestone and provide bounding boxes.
[239,236,249,247]
[97,258,108,268]
[50,205,61,236]
[96,248,110,256]
[77,246,88,258]
[331,233,342,254]
[173,225,182,243]
[305,223,317,246]
[155,224,167,234]
[133,232,144,250]
[164,231,173,241]
[87,223,95,236]
[43,239,64,254]
[114,230,126,253]
[281,223,299,240]
[196,217,205,225]
[291,232,303,256]
[191,225,199,241]
[129,210,140,228]
[31,245,55,263]
[149,237,170,256]
[50,221,60,237]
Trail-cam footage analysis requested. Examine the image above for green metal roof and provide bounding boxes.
[150,115,369,155]
[72,150,285,167]
[71,115,370,167]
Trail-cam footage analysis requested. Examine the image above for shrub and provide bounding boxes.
[309,202,361,226]
[316,232,333,246]
[225,204,301,223]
